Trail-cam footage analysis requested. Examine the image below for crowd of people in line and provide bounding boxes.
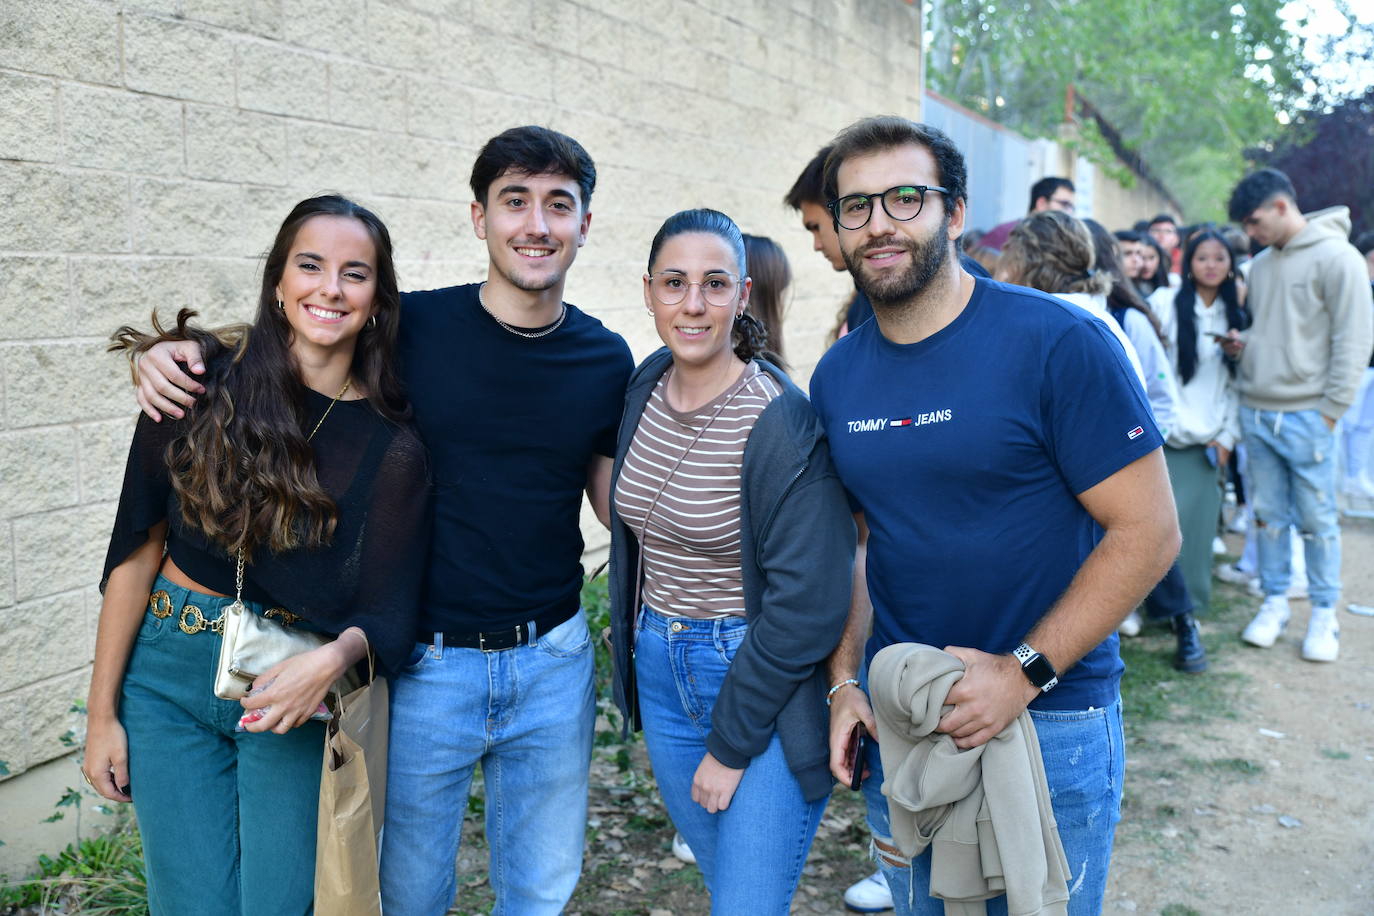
[77,116,1373,916]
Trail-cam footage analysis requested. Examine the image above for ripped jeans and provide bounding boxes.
[1241,408,1341,607]
[862,696,1124,915]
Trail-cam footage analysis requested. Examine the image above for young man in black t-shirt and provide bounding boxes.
[131,127,633,915]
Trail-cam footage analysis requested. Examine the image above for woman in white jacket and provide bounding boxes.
[1149,230,1251,618]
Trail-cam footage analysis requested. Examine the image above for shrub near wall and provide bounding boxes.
[0,0,919,867]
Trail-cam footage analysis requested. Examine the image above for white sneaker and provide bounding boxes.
[1242,596,1290,648]
[671,831,696,865]
[1212,535,1228,556]
[843,870,894,912]
[1118,609,1143,637]
[1214,562,1251,586]
[1302,607,1340,662]
[1227,505,1251,534]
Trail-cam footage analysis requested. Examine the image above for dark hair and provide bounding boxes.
[1354,231,1374,256]
[784,145,832,210]
[469,125,596,209]
[647,209,775,364]
[1084,219,1164,341]
[823,116,968,210]
[1220,225,1253,260]
[1028,177,1074,212]
[1000,211,1110,297]
[1149,213,1177,229]
[1172,230,1251,385]
[1138,235,1171,296]
[742,234,791,369]
[111,195,408,561]
[1114,229,1144,245]
[1227,167,1297,223]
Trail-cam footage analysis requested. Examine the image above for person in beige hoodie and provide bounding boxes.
[1226,168,1374,662]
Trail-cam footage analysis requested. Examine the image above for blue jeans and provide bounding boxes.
[1241,408,1341,606]
[862,693,1124,915]
[379,610,595,916]
[634,608,827,915]
[119,576,324,916]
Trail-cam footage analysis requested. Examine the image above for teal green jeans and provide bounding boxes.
[119,576,324,916]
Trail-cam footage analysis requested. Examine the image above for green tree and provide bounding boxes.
[1247,87,1374,236]
[923,0,1312,220]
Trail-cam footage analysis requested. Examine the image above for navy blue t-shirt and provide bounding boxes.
[810,278,1163,710]
[398,284,633,634]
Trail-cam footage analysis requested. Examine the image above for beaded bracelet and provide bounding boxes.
[825,677,861,706]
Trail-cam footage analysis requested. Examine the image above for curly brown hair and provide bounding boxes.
[111,195,408,561]
[999,211,1112,297]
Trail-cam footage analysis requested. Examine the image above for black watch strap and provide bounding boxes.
[1013,642,1059,693]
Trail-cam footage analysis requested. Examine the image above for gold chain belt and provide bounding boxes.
[147,590,298,636]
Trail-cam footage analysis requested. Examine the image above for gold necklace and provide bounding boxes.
[306,378,351,442]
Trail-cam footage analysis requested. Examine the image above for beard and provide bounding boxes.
[843,212,951,306]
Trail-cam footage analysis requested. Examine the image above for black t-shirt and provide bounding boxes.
[398,284,633,633]
[102,388,431,675]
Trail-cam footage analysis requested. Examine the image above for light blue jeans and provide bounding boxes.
[119,576,324,916]
[635,608,827,915]
[1241,407,1341,607]
[1341,368,1374,493]
[862,692,1125,915]
[378,610,595,916]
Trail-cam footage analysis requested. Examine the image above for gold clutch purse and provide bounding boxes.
[212,550,331,700]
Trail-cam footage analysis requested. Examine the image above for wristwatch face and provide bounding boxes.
[1021,652,1058,691]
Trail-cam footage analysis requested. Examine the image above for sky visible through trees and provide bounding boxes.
[922,0,1374,221]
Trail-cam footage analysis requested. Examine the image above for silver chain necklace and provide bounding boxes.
[477,282,567,339]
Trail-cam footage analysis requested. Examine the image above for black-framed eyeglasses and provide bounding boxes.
[647,272,742,307]
[827,185,950,231]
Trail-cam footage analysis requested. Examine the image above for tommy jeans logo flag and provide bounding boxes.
[1127,426,1145,440]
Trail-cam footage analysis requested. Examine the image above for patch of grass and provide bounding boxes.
[0,811,146,915]
[1119,584,1253,738]
[1161,905,1203,916]
[1182,756,1263,776]
[1320,748,1351,760]
[1154,803,1180,818]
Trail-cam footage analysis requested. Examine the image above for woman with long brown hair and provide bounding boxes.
[82,195,428,915]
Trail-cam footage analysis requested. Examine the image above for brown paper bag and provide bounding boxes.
[314,675,389,916]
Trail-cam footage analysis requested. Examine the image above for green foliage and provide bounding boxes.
[0,814,147,914]
[923,0,1313,217]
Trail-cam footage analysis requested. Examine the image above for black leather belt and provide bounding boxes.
[434,606,576,653]
[450,623,532,652]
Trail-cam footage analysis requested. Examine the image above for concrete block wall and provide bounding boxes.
[0,0,920,868]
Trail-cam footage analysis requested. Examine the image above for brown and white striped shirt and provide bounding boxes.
[614,362,782,618]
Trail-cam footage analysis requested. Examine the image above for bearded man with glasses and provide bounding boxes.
[809,116,1180,915]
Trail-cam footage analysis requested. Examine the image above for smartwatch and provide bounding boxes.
[1013,643,1059,693]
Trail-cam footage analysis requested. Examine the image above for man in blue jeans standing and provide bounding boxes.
[809,116,1181,915]
[1229,168,1373,662]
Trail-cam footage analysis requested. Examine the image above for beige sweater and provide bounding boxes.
[1239,206,1374,419]
[869,643,1069,916]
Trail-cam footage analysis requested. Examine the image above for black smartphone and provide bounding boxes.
[844,722,867,791]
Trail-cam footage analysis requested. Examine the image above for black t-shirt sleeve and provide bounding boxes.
[594,337,635,458]
[341,428,432,675]
[101,413,178,592]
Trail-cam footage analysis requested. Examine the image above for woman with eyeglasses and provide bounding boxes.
[605,209,855,913]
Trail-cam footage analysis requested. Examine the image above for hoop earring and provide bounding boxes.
[277,299,285,311]
[368,314,378,329]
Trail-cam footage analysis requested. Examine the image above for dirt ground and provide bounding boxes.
[448,516,1374,916]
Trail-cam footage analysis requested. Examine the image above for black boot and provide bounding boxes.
[1171,613,1208,673]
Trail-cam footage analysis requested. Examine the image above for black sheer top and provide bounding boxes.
[101,388,431,675]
